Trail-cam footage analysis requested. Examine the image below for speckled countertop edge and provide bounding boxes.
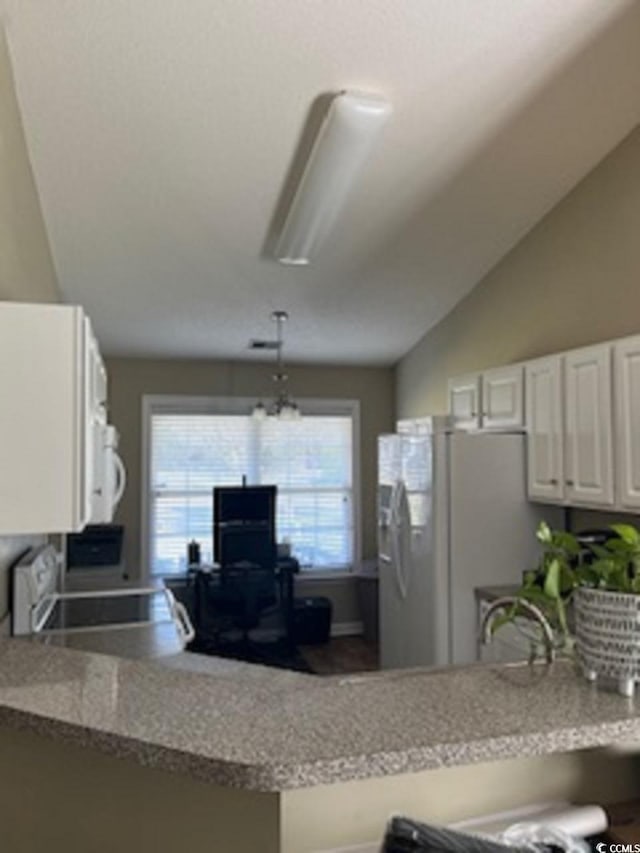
[3,698,640,793]
[2,639,640,793]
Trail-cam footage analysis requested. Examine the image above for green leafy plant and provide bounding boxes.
[494,521,640,653]
[584,523,640,593]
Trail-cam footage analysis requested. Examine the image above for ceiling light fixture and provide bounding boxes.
[274,91,392,266]
[252,311,301,421]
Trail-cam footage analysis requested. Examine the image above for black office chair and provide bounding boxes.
[207,529,282,658]
[214,559,278,642]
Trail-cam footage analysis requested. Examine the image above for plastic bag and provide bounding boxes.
[499,821,590,853]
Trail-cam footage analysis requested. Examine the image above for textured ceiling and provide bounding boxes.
[2,0,639,365]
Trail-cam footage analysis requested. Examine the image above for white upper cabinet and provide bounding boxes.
[614,336,640,509]
[450,335,640,512]
[0,302,106,535]
[563,344,614,507]
[525,356,564,503]
[526,344,614,509]
[449,366,523,431]
[481,365,524,429]
[448,374,481,430]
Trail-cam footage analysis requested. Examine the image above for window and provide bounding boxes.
[144,397,358,575]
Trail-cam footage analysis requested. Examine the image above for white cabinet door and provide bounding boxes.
[615,336,640,509]
[448,374,481,430]
[0,303,107,535]
[564,344,614,507]
[481,365,524,429]
[525,356,564,503]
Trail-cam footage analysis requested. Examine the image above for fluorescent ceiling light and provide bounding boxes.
[274,91,392,265]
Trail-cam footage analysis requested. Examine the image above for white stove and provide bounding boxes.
[12,545,194,657]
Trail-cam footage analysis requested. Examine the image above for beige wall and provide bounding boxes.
[0,28,58,304]
[106,358,393,620]
[283,749,640,852]
[396,125,640,417]
[0,725,280,853]
[0,25,60,624]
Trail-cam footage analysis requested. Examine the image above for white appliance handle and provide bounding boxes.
[112,451,127,510]
[378,481,397,565]
[389,480,402,526]
[164,587,195,646]
[174,601,196,645]
[390,480,410,600]
[31,593,58,633]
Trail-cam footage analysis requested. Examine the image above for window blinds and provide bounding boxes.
[149,412,353,574]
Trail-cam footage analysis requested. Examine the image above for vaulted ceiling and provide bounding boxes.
[2,0,639,364]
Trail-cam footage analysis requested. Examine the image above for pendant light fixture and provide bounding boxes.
[252,311,301,421]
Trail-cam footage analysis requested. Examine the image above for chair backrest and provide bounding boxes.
[217,526,277,571]
[212,487,279,632]
[213,485,276,565]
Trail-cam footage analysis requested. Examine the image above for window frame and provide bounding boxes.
[141,394,361,579]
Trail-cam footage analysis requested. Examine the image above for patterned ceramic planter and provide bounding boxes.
[574,586,640,697]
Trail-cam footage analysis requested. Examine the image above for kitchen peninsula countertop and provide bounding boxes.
[1,637,640,792]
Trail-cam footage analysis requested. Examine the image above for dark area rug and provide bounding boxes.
[166,577,379,675]
[187,634,314,673]
[168,575,315,673]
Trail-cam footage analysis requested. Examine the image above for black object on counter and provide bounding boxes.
[383,816,528,853]
[188,540,201,566]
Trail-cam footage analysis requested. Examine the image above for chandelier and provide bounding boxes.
[252,311,301,421]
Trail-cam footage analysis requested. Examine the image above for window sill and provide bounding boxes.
[295,570,355,582]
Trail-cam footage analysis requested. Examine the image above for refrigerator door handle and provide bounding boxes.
[378,481,398,563]
[390,479,410,600]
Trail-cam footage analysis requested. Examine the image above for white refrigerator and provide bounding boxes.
[378,416,558,669]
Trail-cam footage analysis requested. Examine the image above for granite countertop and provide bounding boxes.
[1,637,640,792]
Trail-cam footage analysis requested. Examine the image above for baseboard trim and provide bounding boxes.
[331,620,363,638]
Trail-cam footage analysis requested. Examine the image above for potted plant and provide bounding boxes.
[502,520,640,696]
